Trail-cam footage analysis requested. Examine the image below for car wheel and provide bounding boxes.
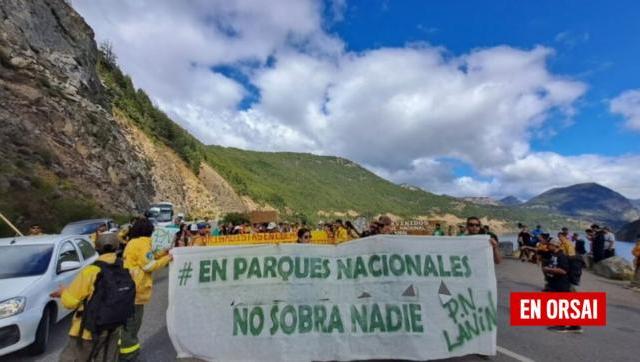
[28,307,52,355]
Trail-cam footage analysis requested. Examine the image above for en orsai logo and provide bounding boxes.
[510,292,606,326]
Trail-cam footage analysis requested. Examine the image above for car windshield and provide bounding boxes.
[0,245,54,279]
[157,210,173,222]
[61,222,105,235]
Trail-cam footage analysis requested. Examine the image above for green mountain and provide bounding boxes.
[523,183,639,228]
[100,50,580,228]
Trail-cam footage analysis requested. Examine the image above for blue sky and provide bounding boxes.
[75,0,640,199]
[330,0,639,157]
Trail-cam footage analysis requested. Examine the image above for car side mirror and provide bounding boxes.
[58,261,81,274]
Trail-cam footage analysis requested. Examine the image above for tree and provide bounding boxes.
[221,212,250,226]
[99,40,117,67]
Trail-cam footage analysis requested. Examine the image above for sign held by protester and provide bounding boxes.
[167,235,497,361]
[151,227,179,252]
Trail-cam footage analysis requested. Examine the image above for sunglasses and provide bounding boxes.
[467,223,481,227]
[303,235,311,239]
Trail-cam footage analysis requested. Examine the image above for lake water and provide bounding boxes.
[500,233,636,263]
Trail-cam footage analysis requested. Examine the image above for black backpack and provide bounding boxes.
[81,259,136,334]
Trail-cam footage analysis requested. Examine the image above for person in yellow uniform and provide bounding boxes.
[628,235,640,290]
[191,223,213,246]
[558,231,576,257]
[50,235,121,361]
[89,223,108,247]
[119,218,172,361]
[334,220,349,243]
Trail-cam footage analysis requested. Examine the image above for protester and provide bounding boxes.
[456,224,466,236]
[296,228,311,243]
[628,234,640,290]
[120,218,172,360]
[191,223,213,246]
[603,226,616,258]
[531,224,543,244]
[377,216,393,234]
[465,217,501,264]
[447,225,454,236]
[518,225,536,263]
[28,224,43,235]
[51,233,133,361]
[118,217,138,246]
[536,233,552,261]
[574,233,587,256]
[591,224,606,263]
[558,230,576,257]
[90,223,108,246]
[543,238,583,333]
[432,223,445,236]
[174,223,190,247]
[334,219,349,242]
[344,221,361,239]
[360,222,380,237]
[483,225,500,244]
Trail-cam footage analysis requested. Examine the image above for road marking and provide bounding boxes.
[497,345,535,362]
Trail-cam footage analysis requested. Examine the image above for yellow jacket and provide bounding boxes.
[61,253,117,340]
[559,235,576,257]
[335,227,349,243]
[123,236,170,305]
[632,241,640,266]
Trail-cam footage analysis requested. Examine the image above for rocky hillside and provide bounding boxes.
[0,0,254,235]
[0,0,157,234]
[523,183,639,228]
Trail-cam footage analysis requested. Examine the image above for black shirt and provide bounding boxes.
[545,251,571,292]
[518,231,532,246]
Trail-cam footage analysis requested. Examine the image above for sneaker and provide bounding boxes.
[566,326,583,333]
[547,326,568,332]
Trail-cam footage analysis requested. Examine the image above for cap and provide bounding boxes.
[189,224,198,232]
[267,222,277,230]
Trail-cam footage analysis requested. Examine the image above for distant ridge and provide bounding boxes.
[523,183,639,228]
[499,196,522,206]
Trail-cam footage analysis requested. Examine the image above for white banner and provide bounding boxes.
[167,235,497,362]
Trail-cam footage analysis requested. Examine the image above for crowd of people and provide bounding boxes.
[517,224,617,264]
[516,223,640,333]
[167,215,394,247]
[15,211,640,358]
[42,214,503,360]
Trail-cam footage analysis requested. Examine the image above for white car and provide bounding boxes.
[0,235,98,356]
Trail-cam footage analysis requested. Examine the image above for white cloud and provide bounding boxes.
[610,89,640,131]
[72,1,640,200]
[554,31,590,48]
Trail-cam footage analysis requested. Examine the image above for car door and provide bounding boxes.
[74,238,98,266]
[51,240,84,319]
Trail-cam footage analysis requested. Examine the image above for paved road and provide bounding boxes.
[3,259,639,361]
